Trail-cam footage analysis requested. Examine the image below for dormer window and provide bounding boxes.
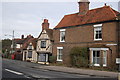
[94,24,102,41]
[41,41,46,48]
[60,29,66,42]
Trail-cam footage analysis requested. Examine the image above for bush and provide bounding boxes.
[49,56,56,63]
[70,47,89,68]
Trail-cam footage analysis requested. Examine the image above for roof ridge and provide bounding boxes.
[65,6,110,16]
[89,6,109,11]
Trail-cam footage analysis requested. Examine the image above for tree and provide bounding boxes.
[2,39,12,58]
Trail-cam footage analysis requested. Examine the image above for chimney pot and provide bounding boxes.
[21,35,24,39]
[42,19,49,30]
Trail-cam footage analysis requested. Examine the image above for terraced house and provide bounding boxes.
[53,0,120,69]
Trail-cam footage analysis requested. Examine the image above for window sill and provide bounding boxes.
[94,39,102,41]
[60,41,65,43]
[103,64,107,67]
[57,60,63,62]
[93,64,100,67]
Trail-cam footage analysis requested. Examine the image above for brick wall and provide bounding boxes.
[53,21,119,67]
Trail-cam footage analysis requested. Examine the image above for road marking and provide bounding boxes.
[5,69,23,75]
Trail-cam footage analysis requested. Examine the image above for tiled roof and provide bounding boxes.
[55,6,120,29]
[46,29,53,40]
[38,29,53,40]
[22,38,37,49]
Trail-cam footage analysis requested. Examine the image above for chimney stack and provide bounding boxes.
[78,0,90,15]
[42,19,49,30]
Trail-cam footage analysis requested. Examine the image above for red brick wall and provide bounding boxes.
[53,22,119,67]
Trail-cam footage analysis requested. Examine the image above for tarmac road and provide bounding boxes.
[2,59,118,80]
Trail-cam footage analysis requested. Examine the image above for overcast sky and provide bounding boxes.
[1,0,120,39]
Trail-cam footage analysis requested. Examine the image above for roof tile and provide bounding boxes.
[55,6,120,29]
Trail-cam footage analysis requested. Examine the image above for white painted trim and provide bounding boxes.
[57,47,63,49]
[93,24,102,27]
[103,64,107,67]
[89,48,109,51]
[57,47,63,62]
[57,59,63,62]
[60,40,65,42]
[60,30,65,42]
[60,29,66,31]
[106,44,117,46]
[116,58,120,64]
[94,27,102,41]
[94,64,100,66]
[94,39,102,41]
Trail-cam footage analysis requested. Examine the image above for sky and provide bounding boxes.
[1,0,120,39]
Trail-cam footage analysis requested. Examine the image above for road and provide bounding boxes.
[2,59,117,80]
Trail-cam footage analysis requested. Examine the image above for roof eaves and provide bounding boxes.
[54,20,118,30]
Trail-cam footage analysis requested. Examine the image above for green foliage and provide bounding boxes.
[49,55,56,63]
[2,39,12,53]
[1,39,12,58]
[70,47,89,68]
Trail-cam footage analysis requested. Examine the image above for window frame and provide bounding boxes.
[41,41,46,48]
[92,50,100,66]
[94,24,102,41]
[28,51,32,58]
[90,48,108,67]
[57,47,63,61]
[60,29,66,42]
[103,50,107,67]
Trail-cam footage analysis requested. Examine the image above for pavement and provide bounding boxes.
[33,64,118,78]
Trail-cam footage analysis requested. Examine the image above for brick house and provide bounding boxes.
[13,35,35,60]
[53,0,120,69]
[36,19,53,64]
[22,38,37,62]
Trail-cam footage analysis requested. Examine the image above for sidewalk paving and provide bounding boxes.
[33,65,118,78]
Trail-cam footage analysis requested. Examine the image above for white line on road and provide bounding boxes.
[5,69,23,75]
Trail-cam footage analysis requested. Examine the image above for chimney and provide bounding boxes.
[78,0,90,15]
[21,35,24,39]
[42,19,49,30]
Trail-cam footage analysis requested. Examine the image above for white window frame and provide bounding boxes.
[92,50,100,66]
[103,51,107,67]
[90,48,108,67]
[60,29,66,42]
[57,47,63,61]
[94,24,102,41]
